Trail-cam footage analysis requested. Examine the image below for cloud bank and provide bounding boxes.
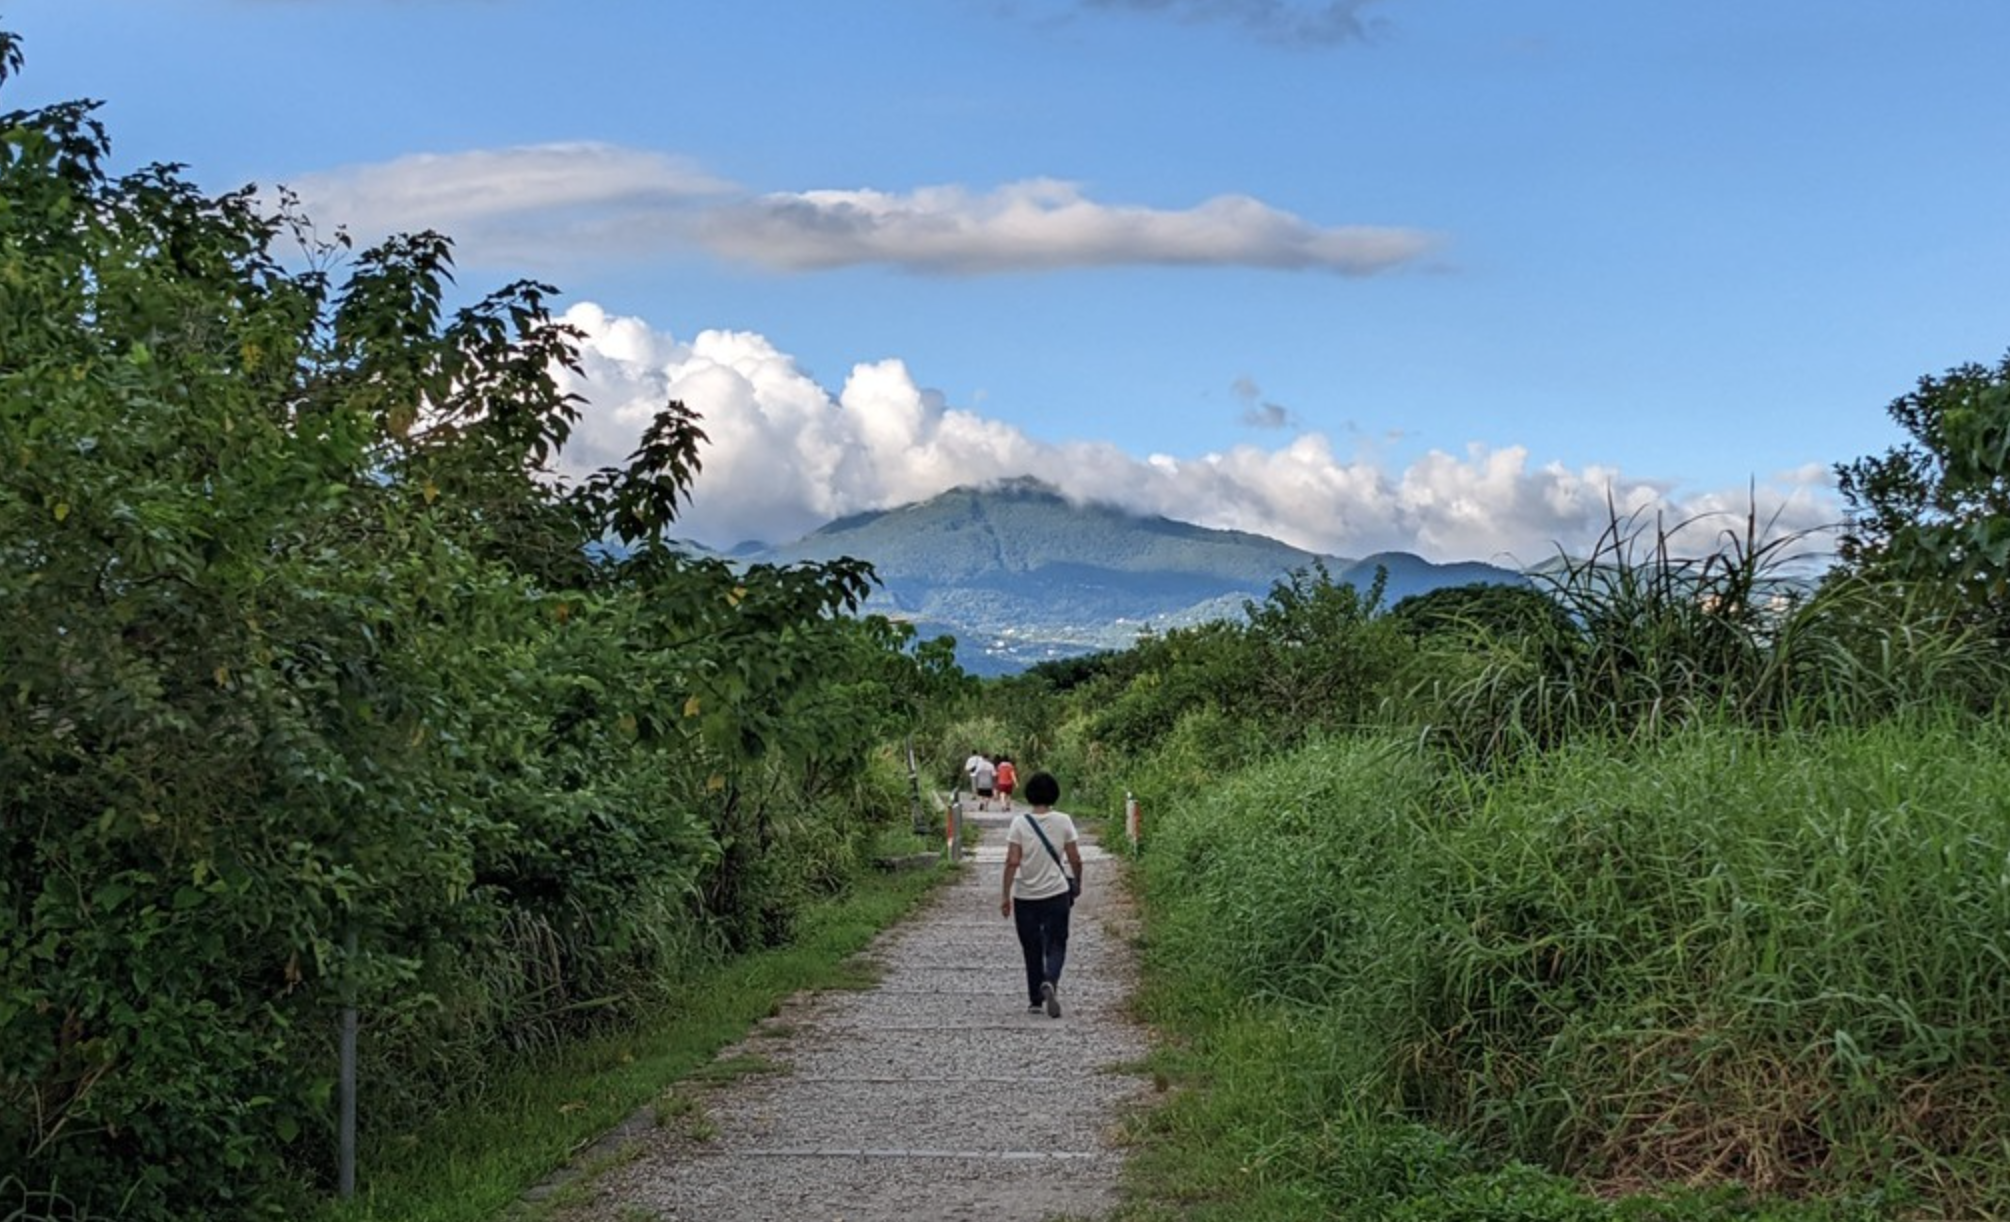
[552,302,1841,565]
[286,149,1435,277]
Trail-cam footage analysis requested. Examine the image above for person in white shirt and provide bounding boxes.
[999,772,1082,1018]
[971,755,997,811]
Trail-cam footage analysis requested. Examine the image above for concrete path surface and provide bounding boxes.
[544,803,1150,1222]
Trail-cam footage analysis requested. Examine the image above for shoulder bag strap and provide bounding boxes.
[1022,814,1071,878]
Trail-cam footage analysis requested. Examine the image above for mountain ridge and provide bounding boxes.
[746,479,1526,674]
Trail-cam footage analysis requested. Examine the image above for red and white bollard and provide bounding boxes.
[1125,791,1142,850]
[946,795,964,863]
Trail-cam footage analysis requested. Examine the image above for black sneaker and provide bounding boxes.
[1026,1002,1043,1014]
[1041,981,1061,1019]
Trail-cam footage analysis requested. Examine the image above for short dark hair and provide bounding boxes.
[1023,771,1060,807]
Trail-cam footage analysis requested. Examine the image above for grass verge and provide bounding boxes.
[315,844,951,1222]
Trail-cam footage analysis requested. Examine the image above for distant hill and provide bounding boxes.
[748,479,1526,674]
[1350,551,1539,605]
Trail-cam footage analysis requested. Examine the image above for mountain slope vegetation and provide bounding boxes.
[754,478,1526,672]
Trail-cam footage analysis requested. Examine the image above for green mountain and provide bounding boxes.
[749,479,1525,674]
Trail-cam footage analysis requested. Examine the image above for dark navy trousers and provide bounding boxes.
[1013,892,1072,1006]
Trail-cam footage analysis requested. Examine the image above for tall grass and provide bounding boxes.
[1426,506,2006,768]
[1404,718,2010,1206]
[1141,735,1437,1018]
[1129,718,2010,1218]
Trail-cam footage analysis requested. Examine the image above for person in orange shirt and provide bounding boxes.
[994,757,1017,811]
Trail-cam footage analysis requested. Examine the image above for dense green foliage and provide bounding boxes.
[0,37,953,1219]
[1414,509,2004,768]
[1384,580,1574,643]
[1836,349,2010,636]
[1033,562,1410,815]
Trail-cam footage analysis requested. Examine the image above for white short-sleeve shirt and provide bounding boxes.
[1007,811,1079,900]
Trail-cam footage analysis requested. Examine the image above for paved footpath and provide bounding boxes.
[546,804,1150,1222]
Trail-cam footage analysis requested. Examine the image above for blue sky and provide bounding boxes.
[11,1,2010,562]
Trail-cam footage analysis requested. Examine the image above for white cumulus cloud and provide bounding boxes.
[550,303,1842,563]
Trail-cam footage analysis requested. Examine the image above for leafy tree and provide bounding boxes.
[1019,649,1124,693]
[1081,563,1411,764]
[1238,560,1409,735]
[1835,348,2010,634]
[1387,581,1568,643]
[1087,619,1250,757]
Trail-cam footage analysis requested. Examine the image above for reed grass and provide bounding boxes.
[1427,505,2006,769]
[1124,716,2010,1218]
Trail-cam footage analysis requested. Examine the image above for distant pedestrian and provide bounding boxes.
[994,757,1017,811]
[963,750,986,797]
[999,772,1081,1018]
[972,754,997,811]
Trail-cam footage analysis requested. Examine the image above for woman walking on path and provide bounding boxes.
[999,772,1082,1018]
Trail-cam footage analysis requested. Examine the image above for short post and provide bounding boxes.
[338,920,358,1198]
[905,736,927,839]
[1125,791,1142,850]
[946,793,963,863]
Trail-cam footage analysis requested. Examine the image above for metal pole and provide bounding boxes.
[906,735,927,839]
[946,794,963,864]
[338,921,357,1198]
